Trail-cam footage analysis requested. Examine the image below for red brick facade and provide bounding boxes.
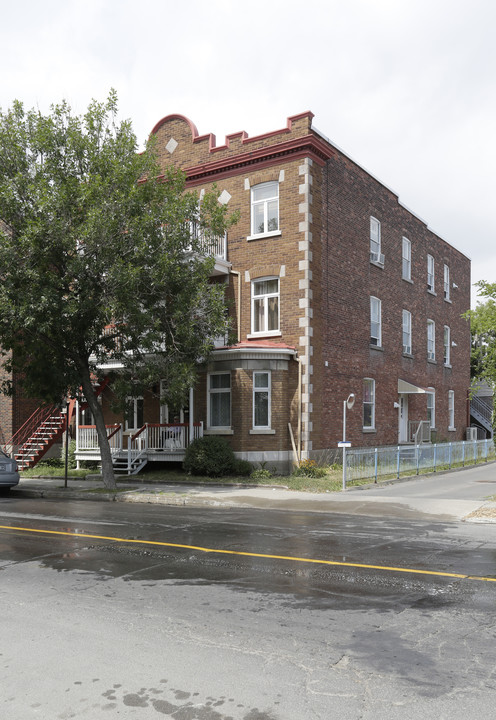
[141,111,471,470]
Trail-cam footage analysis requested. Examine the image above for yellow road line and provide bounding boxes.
[1,523,495,583]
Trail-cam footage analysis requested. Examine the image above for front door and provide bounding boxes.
[398,394,408,443]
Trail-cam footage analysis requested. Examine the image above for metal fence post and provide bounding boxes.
[416,444,420,475]
[397,446,400,479]
[449,442,452,469]
[462,441,465,467]
[433,443,437,472]
[374,447,378,483]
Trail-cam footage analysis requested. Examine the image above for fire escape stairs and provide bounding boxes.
[470,396,493,437]
[14,409,66,471]
[5,377,111,471]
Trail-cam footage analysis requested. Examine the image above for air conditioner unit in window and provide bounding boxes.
[466,427,478,441]
[370,251,385,265]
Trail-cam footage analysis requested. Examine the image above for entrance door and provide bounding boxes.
[398,394,408,443]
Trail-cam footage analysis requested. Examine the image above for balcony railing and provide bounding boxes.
[189,222,227,261]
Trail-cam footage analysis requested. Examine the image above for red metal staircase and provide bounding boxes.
[5,404,66,471]
[3,377,111,471]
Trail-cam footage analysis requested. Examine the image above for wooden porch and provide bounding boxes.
[75,422,204,474]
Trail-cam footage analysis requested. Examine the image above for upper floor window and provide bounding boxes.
[402,237,411,281]
[251,182,279,237]
[427,254,435,292]
[427,319,436,361]
[208,372,231,429]
[253,371,271,429]
[402,309,412,355]
[370,217,383,264]
[370,296,382,347]
[363,378,376,429]
[251,277,280,335]
[444,264,450,301]
[444,325,451,366]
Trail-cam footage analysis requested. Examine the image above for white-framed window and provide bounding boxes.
[444,264,450,301]
[448,390,455,430]
[207,372,231,428]
[427,254,435,292]
[363,378,376,429]
[125,397,144,431]
[253,371,271,429]
[402,237,411,281]
[402,309,412,355]
[444,325,451,366]
[251,277,280,335]
[370,296,382,347]
[427,319,436,361]
[370,217,383,264]
[427,389,435,429]
[251,182,279,237]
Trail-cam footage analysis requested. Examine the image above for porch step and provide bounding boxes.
[111,456,148,476]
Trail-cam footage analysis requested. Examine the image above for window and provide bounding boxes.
[444,264,450,301]
[427,389,435,429]
[402,310,412,354]
[427,319,436,361]
[448,390,455,430]
[253,372,271,428]
[402,237,411,281]
[125,397,144,430]
[370,217,383,263]
[251,182,279,236]
[363,379,375,429]
[251,277,280,335]
[208,373,231,428]
[444,326,451,366]
[370,296,382,347]
[427,254,435,292]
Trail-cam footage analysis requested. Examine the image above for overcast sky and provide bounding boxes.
[1,0,494,307]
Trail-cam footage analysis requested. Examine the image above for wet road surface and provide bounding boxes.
[1,496,495,719]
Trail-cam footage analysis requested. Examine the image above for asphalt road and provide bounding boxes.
[1,493,496,719]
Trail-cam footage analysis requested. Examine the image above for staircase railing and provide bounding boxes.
[470,395,493,433]
[2,404,60,457]
[408,420,431,444]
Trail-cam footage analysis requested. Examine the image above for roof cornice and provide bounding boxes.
[184,133,334,187]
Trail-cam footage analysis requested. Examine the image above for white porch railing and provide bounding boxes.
[76,422,203,458]
[129,422,204,452]
[77,424,123,453]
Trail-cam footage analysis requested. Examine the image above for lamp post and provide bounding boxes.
[339,393,355,491]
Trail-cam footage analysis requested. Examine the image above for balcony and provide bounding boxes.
[189,222,230,276]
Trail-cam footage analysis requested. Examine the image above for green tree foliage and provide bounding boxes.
[0,91,235,489]
[467,281,496,382]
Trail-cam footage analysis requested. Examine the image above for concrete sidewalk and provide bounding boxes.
[9,461,496,523]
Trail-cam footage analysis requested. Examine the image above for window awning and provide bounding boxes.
[398,379,434,394]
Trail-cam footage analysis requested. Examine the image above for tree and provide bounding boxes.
[0,91,235,489]
[467,281,496,383]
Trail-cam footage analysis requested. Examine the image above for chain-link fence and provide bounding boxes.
[344,439,495,488]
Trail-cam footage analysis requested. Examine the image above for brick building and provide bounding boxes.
[4,112,471,473]
[114,110,468,472]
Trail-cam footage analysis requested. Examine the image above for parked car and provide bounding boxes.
[0,450,20,489]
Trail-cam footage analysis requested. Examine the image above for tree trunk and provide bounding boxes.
[78,361,116,491]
